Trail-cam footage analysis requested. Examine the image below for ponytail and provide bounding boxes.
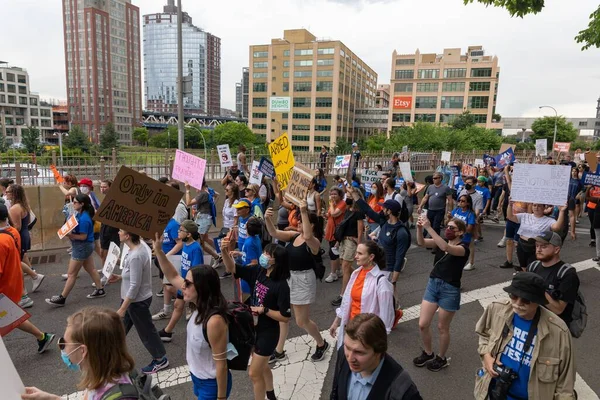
[363,241,386,269]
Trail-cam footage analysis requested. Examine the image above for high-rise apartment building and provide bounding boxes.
[376,84,390,108]
[388,46,501,133]
[62,0,142,144]
[143,0,221,116]
[249,29,378,151]
[0,62,53,145]
[235,67,249,118]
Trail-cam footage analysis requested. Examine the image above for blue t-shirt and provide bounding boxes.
[319,177,328,192]
[162,219,181,255]
[237,215,250,250]
[395,177,405,190]
[451,207,476,243]
[239,235,262,294]
[498,314,537,400]
[475,186,491,210]
[74,211,94,243]
[454,177,464,196]
[567,178,582,200]
[181,241,203,278]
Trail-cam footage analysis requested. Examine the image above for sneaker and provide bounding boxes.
[491,217,499,223]
[324,272,338,283]
[590,241,596,247]
[463,263,475,271]
[413,350,435,367]
[331,295,342,307]
[269,350,287,364]
[159,328,173,343]
[576,219,580,224]
[499,261,514,269]
[400,258,407,272]
[392,308,404,330]
[211,256,222,269]
[92,276,108,288]
[37,333,56,354]
[31,274,45,293]
[45,295,66,307]
[156,288,164,297]
[427,355,449,372]
[141,357,169,375]
[152,310,172,321]
[497,237,506,248]
[86,288,106,299]
[311,340,329,361]
[220,271,232,279]
[19,296,34,309]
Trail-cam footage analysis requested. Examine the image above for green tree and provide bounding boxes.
[21,126,42,155]
[63,125,90,153]
[99,122,119,151]
[334,138,353,154]
[464,0,600,50]
[213,122,256,149]
[0,133,7,153]
[463,126,502,151]
[148,130,177,148]
[530,116,578,149]
[450,111,476,130]
[132,127,148,146]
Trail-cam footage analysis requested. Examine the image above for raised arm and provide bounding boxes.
[299,200,320,254]
[152,232,184,289]
[264,207,298,242]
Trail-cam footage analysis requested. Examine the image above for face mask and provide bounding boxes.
[259,254,270,269]
[61,347,83,371]
[465,184,472,190]
[445,228,457,241]
[79,186,90,194]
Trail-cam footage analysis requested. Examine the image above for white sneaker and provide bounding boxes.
[324,273,338,283]
[464,263,475,271]
[31,274,45,293]
[497,237,506,248]
[19,296,34,308]
[92,277,108,288]
[152,310,172,321]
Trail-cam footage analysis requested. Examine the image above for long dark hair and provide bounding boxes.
[76,193,95,218]
[308,212,323,241]
[371,181,384,199]
[191,265,228,325]
[458,194,474,213]
[264,243,291,281]
[8,184,29,212]
[362,241,386,269]
[228,183,240,202]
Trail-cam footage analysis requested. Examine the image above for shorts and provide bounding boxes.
[339,238,357,262]
[288,269,316,305]
[423,277,461,312]
[71,241,95,261]
[93,232,100,241]
[100,224,120,250]
[254,325,279,356]
[195,213,212,235]
[505,220,520,241]
[191,371,232,400]
[328,240,340,261]
[567,197,576,211]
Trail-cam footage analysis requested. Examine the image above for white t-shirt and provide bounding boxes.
[173,200,188,224]
[222,198,238,229]
[516,213,556,239]
[384,192,402,204]
[186,311,216,379]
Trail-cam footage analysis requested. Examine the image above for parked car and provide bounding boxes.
[9,142,26,150]
[0,163,56,185]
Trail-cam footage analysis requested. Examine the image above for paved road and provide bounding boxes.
[5,219,600,399]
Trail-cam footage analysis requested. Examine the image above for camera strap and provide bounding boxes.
[495,307,541,368]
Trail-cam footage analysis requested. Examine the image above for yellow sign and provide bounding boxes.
[268,133,295,189]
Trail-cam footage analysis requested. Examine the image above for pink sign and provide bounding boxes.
[172,149,207,190]
[553,142,571,153]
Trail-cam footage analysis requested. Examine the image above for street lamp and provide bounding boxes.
[539,105,558,155]
[53,131,68,166]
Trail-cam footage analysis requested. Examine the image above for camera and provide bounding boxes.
[489,364,519,400]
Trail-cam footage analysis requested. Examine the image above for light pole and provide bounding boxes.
[176,0,185,150]
[53,131,68,166]
[539,105,558,155]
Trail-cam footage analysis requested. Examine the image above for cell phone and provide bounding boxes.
[421,209,428,217]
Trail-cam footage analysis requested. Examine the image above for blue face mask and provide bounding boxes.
[259,254,270,269]
[61,347,82,371]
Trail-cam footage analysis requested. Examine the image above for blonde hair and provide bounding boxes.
[67,307,135,390]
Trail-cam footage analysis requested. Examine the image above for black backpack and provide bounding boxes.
[391,192,410,224]
[202,302,256,371]
[99,370,170,400]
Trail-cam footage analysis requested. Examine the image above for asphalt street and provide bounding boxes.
[5,218,600,399]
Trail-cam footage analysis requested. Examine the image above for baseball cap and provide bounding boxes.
[233,198,252,209]
[378,199,401,213]
[180,220,198,234]
[503,272,548,305]
[352,142,358,147]
[534,230,562,247]
[0,204,8,221]
[477,176,487,182]
[78,178,93,187]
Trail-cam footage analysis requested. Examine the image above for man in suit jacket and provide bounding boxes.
[331,313,422,400]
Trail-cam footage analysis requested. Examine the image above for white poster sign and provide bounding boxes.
[0,336,25,400]
[269,96,291,112]
[362,169,383,194]
[398,162,413,182]
[511,164,571,206]
[102,242,121,279]
[441,151,451,162]
[535,139,548,157]
[217,144,233,168]
[474,158,485,168]
[249,161,263,185]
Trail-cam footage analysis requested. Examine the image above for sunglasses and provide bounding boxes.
[508,293,531,305]
[183,278,193,289]
[58,336,81,351]
[433,176,442,180]
[447,226,458,231]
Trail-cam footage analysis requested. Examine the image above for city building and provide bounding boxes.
[354,108,388,135]
[595,97,600,138]
[388,46,501,133]
[376,84,390,108]
[235,67,249,118]
[143,0,221,116]
[62,0,142,144]
[52,103,69,141]
[0,62,53,145]
[249,29,378,151]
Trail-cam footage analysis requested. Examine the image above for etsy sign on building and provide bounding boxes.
[393,96,412,110]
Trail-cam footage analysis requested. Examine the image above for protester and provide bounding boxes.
[237,144,249,175]
[186,181,220,265]
[306,177,322,217]
[222,198,253,279]
[222,183,240,231]
[474,272,575,399]
[152,217,183,321]
[245,183,264,218]
[450,194,477,271]
[236,175,249,193]
[221,163,243,187]
[320,146,329,170]
[417,172,453,235]
[231,217,263,301]
[585,182,600,250]
[383,177,401,203]
[324,187,346,283]
[366,181,384,233]
[400,180,416,227]
[317,168,328,194]
[459,176,483,243]
[0,178,14,208]
[351,142,361,173]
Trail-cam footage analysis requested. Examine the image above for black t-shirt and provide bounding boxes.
[533,261,579,324]
[286,237,317,272]
[223,169,242,182]
[342,211,366,238]
[320,151,328,163]
[352,150,361,168]
[430,242,470,288]
[234,264,291,333]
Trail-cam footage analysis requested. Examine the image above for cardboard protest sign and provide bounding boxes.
[461,164,477,178]
[0,335,25,400]
[583,172,600,187]
[553,142,571,153]
[362,169,383,194]
[499,143,516,154]
[334,155,351,169]
[57,214,78,239]
[284,163,315,206]
[535,139,548,157]
[249,161,263,185]
[495,148,515,169]
[258,157,275,179]
[102,242,121,279]
[268,133,295,190]
[217,144,233,168]
[585,152,598,173]
[50,164,64,184]
[483,154,495,166]
[398,162,413,182]
[95,166,184,238]
[172,149,207,190]
[441,151,451,162]
[415,182,426,194]
[511,163,571,206]
[0,293,30,336]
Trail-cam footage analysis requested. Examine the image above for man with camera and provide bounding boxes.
[474,272,575,400]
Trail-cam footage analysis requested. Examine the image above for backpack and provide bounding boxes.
[334,210,354,242]
[392,192,410,224]
[202,302,256,371]
[207,188,217,227]
[179,199,191,220]
[99,370,170,400]
[312,248,326,281]
[527,261,587,338]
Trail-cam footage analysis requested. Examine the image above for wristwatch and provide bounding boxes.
[263,307,270,315]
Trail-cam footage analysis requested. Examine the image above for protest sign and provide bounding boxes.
[102,242,121,279]
[268,133,295,190]
[284,163,315,206]
[586,152,598,172]
[95,166,183,238]
[49,164,64,183]
[402,145,408,153]
[57,214,78,239]
[398,162,413,182]
[249,161,263,185]
[334,155,351,169]
[583,172,600,187]
[450,166,460,176]
[0,294,30,336]
[499,143,516,154]
[495,148,515,169]
[461,164,477,178]
[172,149,207,190]
[258,157,275,179]
[441,151,451,162]
[553,142,571,153]
[217,144,233,168]
[577,153,585,161]
[535,139,548,157]
[483,154,495,166]
[0,335,25,400]
[362,169,383,194]
[511,163,571,206]
[415,182,425,194]
[474,159,485,168]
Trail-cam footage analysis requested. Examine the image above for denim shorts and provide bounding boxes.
[195,213,212,235]
[191,371,232,400]
[505,220,521,241]
[423,277,461,312]
[71,241,95,261]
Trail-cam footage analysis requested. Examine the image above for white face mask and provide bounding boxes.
[79,186,90,194]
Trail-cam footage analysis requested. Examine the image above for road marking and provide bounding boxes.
[64,258,599,400]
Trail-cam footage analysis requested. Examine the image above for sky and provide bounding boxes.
[2,0,600,120]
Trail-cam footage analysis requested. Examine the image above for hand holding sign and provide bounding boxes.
[284,163,315,206]
[172,150,207,190]
[269,133,295,190]
[217,144,233,168]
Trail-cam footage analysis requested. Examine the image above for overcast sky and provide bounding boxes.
[2,0,600,119]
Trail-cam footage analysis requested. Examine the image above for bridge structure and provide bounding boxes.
[141,110,247,131]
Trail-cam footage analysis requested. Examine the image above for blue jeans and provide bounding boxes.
[191,371,232,400]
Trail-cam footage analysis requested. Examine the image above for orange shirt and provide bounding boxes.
[350,268,369,319]
[588,187,600,209]
[325,200,347,242]
[367,196,383,223]
[0,226,24,304]
[288,207,299,228]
